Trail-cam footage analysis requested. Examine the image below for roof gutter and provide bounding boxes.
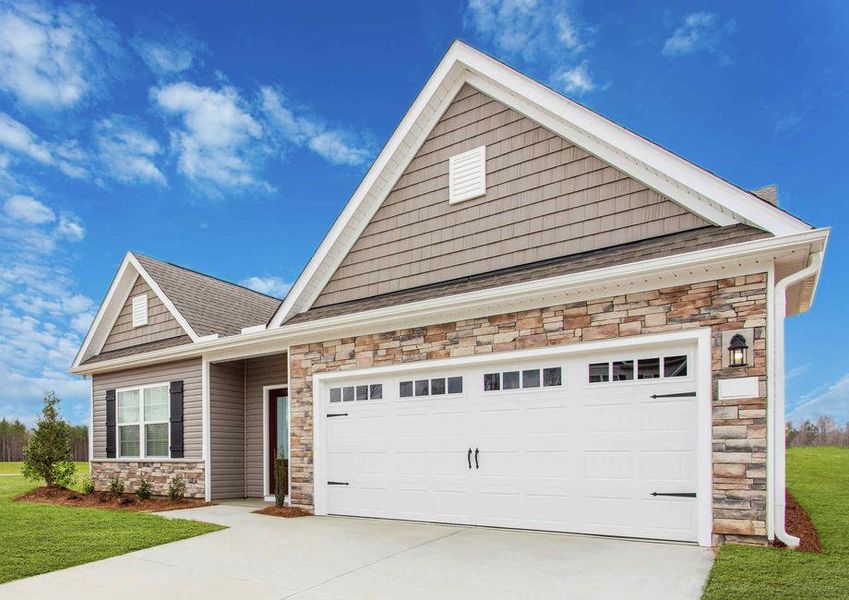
[70,228,829,376]
[769,250,824,548]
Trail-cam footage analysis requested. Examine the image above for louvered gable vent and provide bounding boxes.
[448,145,486,203]
[131,293,148,327]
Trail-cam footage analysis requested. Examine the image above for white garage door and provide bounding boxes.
[321,343,700,542]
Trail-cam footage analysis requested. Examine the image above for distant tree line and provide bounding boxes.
[787,416,849,447]
[0,418,89,461]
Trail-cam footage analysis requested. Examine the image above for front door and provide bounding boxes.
[267,388,289,497]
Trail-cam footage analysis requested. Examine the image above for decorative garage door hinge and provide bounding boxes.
[327,481,349,486]
[651,492,697,498]
[326,413,348,418]
[649,392,697,399]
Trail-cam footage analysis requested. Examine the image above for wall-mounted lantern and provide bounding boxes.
[728,333,749,367]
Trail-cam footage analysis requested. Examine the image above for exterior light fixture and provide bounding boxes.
[728,333,749,367]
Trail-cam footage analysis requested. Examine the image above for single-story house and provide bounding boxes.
[72,41,829,548]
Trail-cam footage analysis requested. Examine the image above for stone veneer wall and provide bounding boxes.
[289,274,769,545]
[90,461,205,498]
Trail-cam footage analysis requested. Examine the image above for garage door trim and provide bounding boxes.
[312,328,713,547]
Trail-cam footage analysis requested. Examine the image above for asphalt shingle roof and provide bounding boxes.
[133,253,283,338]
[286,224,769,324]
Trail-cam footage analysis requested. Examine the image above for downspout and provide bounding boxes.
[770,251,822,548]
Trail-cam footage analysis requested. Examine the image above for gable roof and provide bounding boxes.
[133,254,281,338]
[269,40,810,327]
[72,252,281,368]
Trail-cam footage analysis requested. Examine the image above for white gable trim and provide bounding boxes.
[72,252,200,368]
[265,40,811,326]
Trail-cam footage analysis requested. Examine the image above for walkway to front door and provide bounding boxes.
[0,504,714,599]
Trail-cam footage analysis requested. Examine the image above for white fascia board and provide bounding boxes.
[128,253,200,342]
[454,44,810,236]
[268,55,468,327]
[71,228,827,376]
[72,253,137,369]
[270,42,812,329]
[71,252,203,370]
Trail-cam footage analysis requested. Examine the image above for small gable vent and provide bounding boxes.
[448,145,486,204]
[131,293,148,327]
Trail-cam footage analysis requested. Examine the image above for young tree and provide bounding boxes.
[22,392,76,487]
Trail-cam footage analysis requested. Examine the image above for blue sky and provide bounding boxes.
[0,0,846,426]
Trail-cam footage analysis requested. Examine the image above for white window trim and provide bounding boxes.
[116,382,170,459]
[262,384,290,503]
[131,293,149,327]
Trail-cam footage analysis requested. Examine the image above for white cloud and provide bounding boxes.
[94,116,166,186]
[152,81,268,191]
[552,60,596,95]
[465,0,588,62]
[0,0,122,109]
[261,87,372,167]
[4,194,54,223]
[133,39,195,76]
[465,0,605,97]
[0,112,88,178]
[239,275,291,299]
[0,112,52,163]
[1,194,84,254]
[131,31,205,77]
[662,12,736,62]
[0,196,91,424]
[56,214,84,240]
[788,373,849,425]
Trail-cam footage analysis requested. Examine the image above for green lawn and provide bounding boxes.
[0,465,223,584]
[703,447,849,599]
[0,461,88,475]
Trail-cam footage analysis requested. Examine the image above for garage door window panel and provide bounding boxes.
[400,376,464,398]
[589,355,690,384]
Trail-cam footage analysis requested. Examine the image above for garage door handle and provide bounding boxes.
[649,392,696,399]
[467,448,472,470]
[474,448,479,469]
[651,492,696,498]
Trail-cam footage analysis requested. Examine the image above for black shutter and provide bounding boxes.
[169,380,184,458]
[105,389,116,458]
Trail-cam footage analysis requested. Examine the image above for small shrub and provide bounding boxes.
[274,450,287,508]
[168,476,185,501]
[119,495,134,505]
[98,492,110,503]
[108,475,124,494]
[81,475,95,495]
[22,392,76,488]
[136,476,152,500]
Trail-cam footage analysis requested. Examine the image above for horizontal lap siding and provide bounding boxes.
[244,354,288,498]
[210,361,245,499]
[313,85,708,307]
[102,276,187,353]
[92,358,202,460]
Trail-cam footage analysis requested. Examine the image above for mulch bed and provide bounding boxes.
[774,490,822,553]
[254,505,312,518]
[15,486,212,513]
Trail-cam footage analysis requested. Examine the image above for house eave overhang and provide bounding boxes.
[70,228,828,376]
[268,40,813,327]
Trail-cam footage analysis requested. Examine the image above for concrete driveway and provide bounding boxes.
[0,503,713,599]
